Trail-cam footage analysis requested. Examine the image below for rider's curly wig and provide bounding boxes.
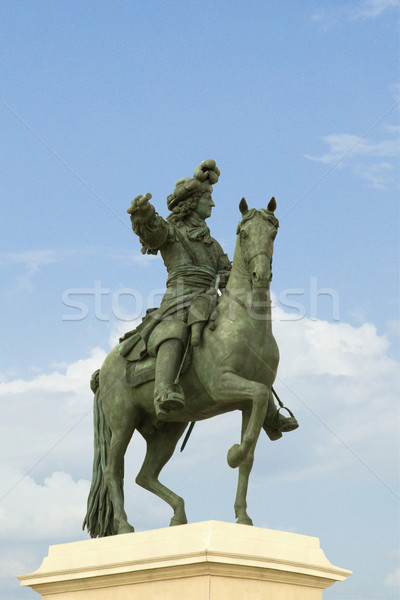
[166,192,202,224]
[166,160,220,225]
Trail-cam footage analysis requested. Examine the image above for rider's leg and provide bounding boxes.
[154,338,185,416]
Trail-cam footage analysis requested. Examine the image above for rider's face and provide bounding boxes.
[194,192,215,220]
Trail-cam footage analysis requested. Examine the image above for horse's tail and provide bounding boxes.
[82,369,119,537]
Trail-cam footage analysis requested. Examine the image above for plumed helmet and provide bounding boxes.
[167,159,220,211]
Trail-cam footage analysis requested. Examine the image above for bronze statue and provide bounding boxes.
[83,160,298,537]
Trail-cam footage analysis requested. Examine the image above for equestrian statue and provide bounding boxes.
[83,159,298,537]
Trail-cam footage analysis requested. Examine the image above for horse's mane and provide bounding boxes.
[236,209,279,234]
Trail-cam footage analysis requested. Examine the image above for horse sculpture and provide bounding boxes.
[83,197,297,537]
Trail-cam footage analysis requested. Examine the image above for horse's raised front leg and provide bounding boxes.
[136,421,189,527]
[215,372,269,468]
[234,408,254,526]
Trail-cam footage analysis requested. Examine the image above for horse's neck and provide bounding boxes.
[222,241,272,329]
[226,242,251,302]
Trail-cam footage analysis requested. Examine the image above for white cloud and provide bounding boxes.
[305,130,399,164]
[0,469,89,542]
[312,0,399,29]
[272,304,394,379]
[349,0,400,20]
[352,161,396,189]
[384,565,400,587]
[311,11,338,31]
[0,250,61,265]
[0,348,106,481]
[0,249,61,292]
[0,248,93,293]
[305,126,399,189]
[0,247,160,295]
[0,347,106,397]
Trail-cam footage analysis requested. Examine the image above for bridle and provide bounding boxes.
[242,249,273,269]
[236,209,278,269]
[224,211,277,310]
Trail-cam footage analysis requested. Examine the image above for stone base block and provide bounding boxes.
[19,521,351,599]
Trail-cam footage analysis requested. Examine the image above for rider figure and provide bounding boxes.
[127,159,296,436]
[127,159,230,418]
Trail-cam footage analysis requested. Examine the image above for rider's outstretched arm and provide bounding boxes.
[127,194,172,254]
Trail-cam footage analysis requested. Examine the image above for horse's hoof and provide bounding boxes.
[117,524,135,534]
[170,516,187,527]
[227,444,242,468]
[236,516,253,526]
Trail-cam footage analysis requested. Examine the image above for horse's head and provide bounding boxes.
[236,197,279,291]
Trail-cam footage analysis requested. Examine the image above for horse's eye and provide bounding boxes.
[240,230,248,240]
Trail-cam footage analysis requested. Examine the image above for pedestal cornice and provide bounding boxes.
[19,520,352,598]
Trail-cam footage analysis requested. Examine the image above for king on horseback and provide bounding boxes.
[83,161,299,536]
[122,159,295,436]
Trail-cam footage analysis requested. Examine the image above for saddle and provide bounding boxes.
[125,345,193,388]
[120,292,218,389]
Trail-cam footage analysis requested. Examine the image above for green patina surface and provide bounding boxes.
[83,160,298,538]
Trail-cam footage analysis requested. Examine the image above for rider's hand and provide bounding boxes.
[127,193,153,216]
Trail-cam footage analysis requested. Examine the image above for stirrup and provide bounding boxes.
[270,387,299,433]
[154,385,185,417]
[276,407,299,432]
[263,407,299,442]
[266,407,299,433]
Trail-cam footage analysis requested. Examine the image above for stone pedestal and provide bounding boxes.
[19,521,351,599]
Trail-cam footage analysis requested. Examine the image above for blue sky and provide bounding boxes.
[1,1,399,598]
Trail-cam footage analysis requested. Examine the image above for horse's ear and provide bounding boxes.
[239,197,249,215]
[267,197,277,213]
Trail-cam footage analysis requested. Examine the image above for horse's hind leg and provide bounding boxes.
[106,427,135,534]
[136,422,188,527]
[104,400,139,535]
[234,409,254,526]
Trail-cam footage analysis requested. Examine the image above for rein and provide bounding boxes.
[225,288,249,310]
[224,287,270,311]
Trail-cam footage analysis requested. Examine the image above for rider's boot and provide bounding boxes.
[263,394,299,441]
[154,338,185,418]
